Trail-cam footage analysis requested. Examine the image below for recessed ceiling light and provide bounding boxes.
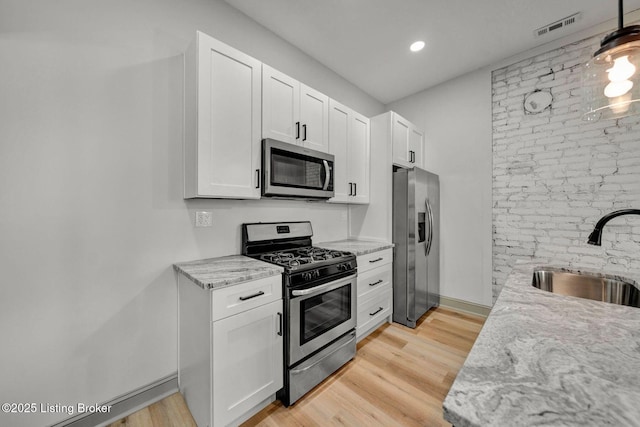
[410,41,425,52]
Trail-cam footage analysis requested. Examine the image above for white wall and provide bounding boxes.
[0,1,383,425]
[387,72,494,307]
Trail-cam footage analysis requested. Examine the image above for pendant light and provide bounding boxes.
[582,0,640,121]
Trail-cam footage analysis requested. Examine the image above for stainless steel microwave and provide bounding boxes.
[262,139,334,199]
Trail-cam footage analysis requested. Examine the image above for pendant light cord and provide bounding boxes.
[619,0,624,30]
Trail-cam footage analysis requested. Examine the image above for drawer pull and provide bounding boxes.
[238,291,265,301]
[369,279,384,287]
[369,257,383,263]
[369,307,384,316]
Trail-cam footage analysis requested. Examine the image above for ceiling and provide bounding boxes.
[225,0,640,104]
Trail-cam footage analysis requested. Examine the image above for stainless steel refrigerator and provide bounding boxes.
[392,167,440,328]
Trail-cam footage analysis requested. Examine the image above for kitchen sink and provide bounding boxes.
[532,267,640,307]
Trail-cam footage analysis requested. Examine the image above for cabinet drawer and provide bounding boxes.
[357,287,392,339]
[357,265,392,300]
[211,275,282,322]
[357,248,392,274]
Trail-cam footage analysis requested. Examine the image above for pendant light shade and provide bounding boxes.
[582,0,640,121]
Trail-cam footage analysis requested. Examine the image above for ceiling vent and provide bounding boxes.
[534,12,581,38]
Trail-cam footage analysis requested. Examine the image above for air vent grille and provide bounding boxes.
[534,12,581,38]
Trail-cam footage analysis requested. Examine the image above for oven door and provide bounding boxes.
[289,274,356,366]
[263,138,334,199]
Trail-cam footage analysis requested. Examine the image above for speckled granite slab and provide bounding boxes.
[443,260,640,426]
[174,255,283,290]
[317,239,394,256]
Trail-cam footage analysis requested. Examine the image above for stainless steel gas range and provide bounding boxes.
[242,221,357,406]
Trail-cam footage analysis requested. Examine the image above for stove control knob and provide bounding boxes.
[302,272,312,281]
[312,270,320,279]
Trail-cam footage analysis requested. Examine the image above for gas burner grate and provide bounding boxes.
[258,247,354,270]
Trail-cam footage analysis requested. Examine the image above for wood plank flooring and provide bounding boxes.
[107,392,197,427]
[108,307,485,427]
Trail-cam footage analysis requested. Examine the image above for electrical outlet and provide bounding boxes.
[195,211,213,227]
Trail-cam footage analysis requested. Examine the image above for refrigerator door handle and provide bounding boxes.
[425,198,434,256]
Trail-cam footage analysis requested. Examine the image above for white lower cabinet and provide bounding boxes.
[212,299,283,427]
[355,249,393,341]
[357,285,392,339]
[178,274,283,427]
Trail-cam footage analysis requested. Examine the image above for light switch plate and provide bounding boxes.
[195,211,213,227]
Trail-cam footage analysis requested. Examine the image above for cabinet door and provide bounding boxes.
[212,299,283,427]
[300,84,329,152]
[409,126,424,168]
[392,113,411,168]
[195,32,262,198]
[349,112,370,204]
[328,100,350,203]
[262,65,300,144]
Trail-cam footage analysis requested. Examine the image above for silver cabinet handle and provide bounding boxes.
[369,307,383,316]
[322,160,331,191]
[369,257,383,263]
[369,279,384,287]
[238,291,264,301]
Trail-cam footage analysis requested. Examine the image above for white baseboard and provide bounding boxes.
[49,373,178,427]
[439,296,491,318]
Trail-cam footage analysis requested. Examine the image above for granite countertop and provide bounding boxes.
[173,255,283,290]
[443,260,640,426]
[316,239,394,256]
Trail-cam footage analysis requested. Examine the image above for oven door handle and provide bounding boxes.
[292,281,337,296]
[291,276,353,296]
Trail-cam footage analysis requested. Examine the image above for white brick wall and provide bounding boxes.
[492,34,640,302]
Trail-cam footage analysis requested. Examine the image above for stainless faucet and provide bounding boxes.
[587,209,640,246]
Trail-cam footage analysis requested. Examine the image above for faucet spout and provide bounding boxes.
[587,209,640,246]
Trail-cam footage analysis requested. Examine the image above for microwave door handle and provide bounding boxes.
[322,160,330,191]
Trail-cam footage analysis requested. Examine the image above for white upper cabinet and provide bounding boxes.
[328,99,370,204]
[349,111,370,203]
[262,65,329,152]
[409,126,424,168]
[391,112,423,169]
[329,101,350,201]
[262,65,300,144]
[392,113,410,167]
[300,84,329,152]
[184,31,262,199]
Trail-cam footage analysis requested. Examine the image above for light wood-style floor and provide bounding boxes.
[108,307,485,427]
